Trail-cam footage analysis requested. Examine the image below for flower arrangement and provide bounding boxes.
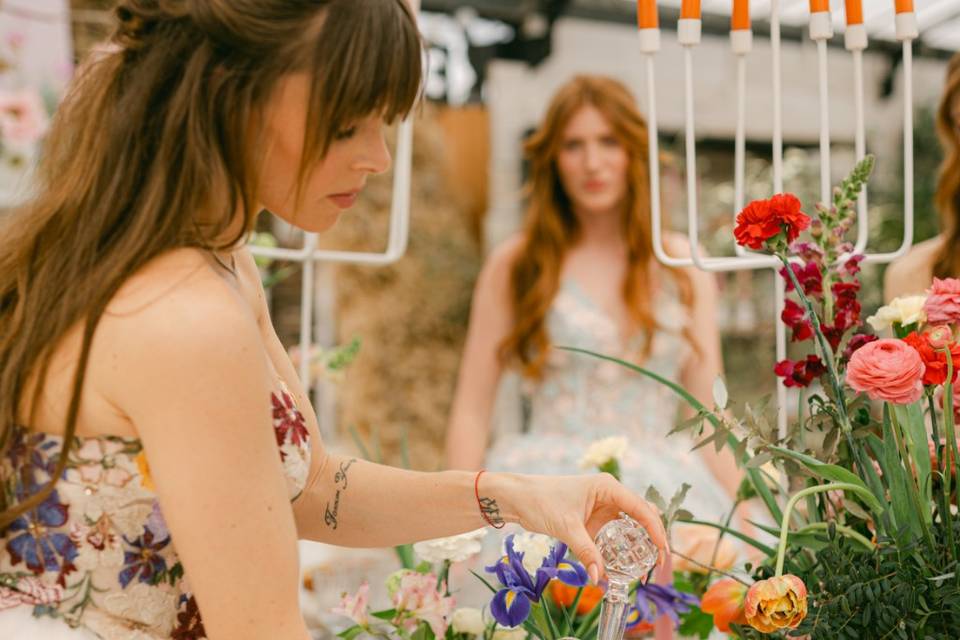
[570,156,960,637]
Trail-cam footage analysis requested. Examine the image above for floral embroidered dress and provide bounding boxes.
[0,381,311,639]
[487,278,733,521]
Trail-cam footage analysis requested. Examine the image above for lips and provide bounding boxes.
[583,179,607,192]
[328,190,360,209]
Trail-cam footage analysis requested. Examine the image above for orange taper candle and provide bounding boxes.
[732,0,750,30]
[637,0,658,29]
[809,0,829,12]
[844,0,863,24]
[681,0,701,19]
[894,0,913,13]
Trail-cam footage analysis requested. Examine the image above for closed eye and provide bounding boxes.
[334,126,357,141]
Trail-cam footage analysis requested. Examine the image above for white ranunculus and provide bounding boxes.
[507,532,555,575]
[492,627,528,640]
[413,528,487,564]
[867,295,927,332]
[578,436,629,470]
[451,607,486,635]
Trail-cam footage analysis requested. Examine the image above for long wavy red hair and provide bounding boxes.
[499,75,692,379]
[933,53,960,279]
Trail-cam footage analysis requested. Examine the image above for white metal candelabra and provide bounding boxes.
[639,0,918,438]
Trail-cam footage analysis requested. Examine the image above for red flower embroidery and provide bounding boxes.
[271,391,310,456]
[171,595,206,640]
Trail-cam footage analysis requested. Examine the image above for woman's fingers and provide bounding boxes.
[563,521,606,584]
[605,477,670,566]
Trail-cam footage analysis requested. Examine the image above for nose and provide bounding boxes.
[353,127,392,175]
[583,141,602,172]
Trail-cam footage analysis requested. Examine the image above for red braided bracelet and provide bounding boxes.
[474,469,505,529]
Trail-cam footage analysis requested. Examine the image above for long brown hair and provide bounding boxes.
[0,0,422,529]
[499,75,692,379]
[933,53,960,279]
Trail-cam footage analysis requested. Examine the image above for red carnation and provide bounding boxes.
[735,194,811,251]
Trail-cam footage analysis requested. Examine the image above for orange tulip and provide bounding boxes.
[744,574,808,632]
[700,578,748,632]
[549,580,603,615]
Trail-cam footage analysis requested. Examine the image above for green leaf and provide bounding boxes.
[415,561,432,574]
[395,544,416,570]
[337,625,365,640]
[676,518,777,557]
[766,446,884,513]
[866,427,915,544]
[679,607,718,639]
[645,485,667,512]
[371,609,398,621]
[894,402,932,518]
[748,520,830,551]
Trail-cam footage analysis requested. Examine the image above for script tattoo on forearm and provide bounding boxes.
[325,458,357,530]
[478,496,505,528]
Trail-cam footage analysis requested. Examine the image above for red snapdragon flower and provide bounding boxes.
[775,355,826,388]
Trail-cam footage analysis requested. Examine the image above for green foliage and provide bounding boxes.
[790,529,960,639]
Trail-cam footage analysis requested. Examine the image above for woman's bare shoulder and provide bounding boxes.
[884,235,943,301]
[99,247,260,365]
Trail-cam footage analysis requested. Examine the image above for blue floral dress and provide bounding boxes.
[487,278,733,521]
[0,381,311,639]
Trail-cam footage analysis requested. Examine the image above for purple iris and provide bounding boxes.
[631,582,700,628]
[118,527,170,588]
[486,535,588,628]
[6,489,78,584]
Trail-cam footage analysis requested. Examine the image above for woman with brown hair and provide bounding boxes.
[0,4,668,639]
[884,53,960,300]
[445,75,740,523]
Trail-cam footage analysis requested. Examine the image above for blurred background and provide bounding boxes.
[2,0,959,469]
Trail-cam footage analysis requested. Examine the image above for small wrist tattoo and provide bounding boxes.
[479,496,506,528]
[324,458,357,530]
[474,469,506,529]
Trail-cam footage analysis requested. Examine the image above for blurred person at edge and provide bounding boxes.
[885,53,960,300]
[0,4,669,639]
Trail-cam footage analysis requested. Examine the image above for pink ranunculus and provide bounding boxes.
[846,339,925,404]
[0,88,50,151]
[924,278,960,325]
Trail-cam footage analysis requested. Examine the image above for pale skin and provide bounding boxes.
[884,91,960,302]
[19,76,668,640]
[444,105,743,505]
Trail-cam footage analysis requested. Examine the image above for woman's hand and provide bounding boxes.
[490,472,669,583]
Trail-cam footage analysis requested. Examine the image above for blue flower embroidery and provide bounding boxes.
[5,489,77,586]
[119,528,170,588]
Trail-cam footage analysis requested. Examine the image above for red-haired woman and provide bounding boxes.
[445,75,740,522]
[885,53,960,300]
